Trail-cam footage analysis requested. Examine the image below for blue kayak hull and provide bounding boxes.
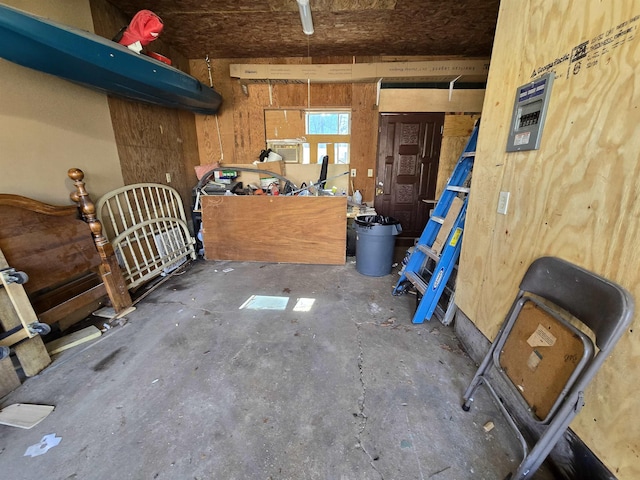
[0,4,222,115]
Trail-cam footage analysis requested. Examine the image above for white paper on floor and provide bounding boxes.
[24,433,62,457]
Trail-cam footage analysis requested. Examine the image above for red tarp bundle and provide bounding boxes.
[118,10,163,48]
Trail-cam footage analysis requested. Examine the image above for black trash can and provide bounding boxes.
[354,215,402,276]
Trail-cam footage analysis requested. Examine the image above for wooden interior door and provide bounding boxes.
[374,113,444,241]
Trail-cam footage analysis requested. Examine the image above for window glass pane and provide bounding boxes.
[334,143,350,164]
[306,112,350,134]
[302,143,310,164]
[338,114,350,134]
[317,143,328,162]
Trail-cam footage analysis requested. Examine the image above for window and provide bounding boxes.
[306,112,350,135]
[301,111,351,164]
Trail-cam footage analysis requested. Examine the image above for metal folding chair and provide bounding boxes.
[462,256,634,479]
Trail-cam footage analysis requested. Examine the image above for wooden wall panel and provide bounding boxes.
[189,58,235,165]
[436,114,480,198]
[379,89,485,113]
[457,1,640,477]
[264,110,305,139]
[351,83,379,201]
[201,196,347,265]
[191,56,381,201]
[177,109,201,201]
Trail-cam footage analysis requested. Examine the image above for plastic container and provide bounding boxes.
[354,215,402,276]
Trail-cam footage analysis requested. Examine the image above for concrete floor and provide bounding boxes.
[0,259,526,480]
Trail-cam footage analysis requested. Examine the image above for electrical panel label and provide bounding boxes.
[514,132,531,146]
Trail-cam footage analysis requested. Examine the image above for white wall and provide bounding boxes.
[0,0,123,204]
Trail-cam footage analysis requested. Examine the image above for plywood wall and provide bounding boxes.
[457,1,640,477]
[437,114,481,198]
[189,56,485,204]
[264,109,305,139]
[379,89,485,113]
[190,57,382,202]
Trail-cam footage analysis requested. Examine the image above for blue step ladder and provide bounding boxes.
[393,121,479,324]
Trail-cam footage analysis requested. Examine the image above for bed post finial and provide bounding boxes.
[68,168,107,246]
[68,168,133,313]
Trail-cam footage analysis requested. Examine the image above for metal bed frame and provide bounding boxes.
[96,184,195,290]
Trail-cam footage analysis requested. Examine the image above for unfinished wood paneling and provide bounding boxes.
[379,89,485,113]
[201,196,346,264]
[103,95,196,216]
[351,83,379,202]
[191,57,381,202]
[177,109,201,199]
[189,58,235,165]
[436,114,480,198]
[192,56,486,206]
[264,110,305,139]
[457,1,640,477]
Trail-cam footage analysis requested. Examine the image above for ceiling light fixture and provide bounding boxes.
[296,0,314,35]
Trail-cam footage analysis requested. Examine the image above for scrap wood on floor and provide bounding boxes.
[0,403,54,429]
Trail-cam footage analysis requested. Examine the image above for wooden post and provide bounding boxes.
[68,168,133,313]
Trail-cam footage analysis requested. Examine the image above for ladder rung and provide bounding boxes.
[461,151,475,158]
[430,216,445,224]
[417,244,440,261]
[446,185,470,193]
[405,271,427,295]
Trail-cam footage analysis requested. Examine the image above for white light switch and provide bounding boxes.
[166,173,172,183]
[367,169,373,177]
[351,169,357,177]
[497,191,510,215]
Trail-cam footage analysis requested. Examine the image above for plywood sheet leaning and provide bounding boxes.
[201,196,347,265]
[437,114,480,199]
[456,0,640,477]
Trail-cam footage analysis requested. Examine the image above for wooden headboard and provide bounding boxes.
[0,169,132,330]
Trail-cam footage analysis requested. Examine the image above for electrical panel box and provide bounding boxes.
[506,73,554,152]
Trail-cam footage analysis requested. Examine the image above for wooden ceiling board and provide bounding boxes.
[105,0,499,59]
